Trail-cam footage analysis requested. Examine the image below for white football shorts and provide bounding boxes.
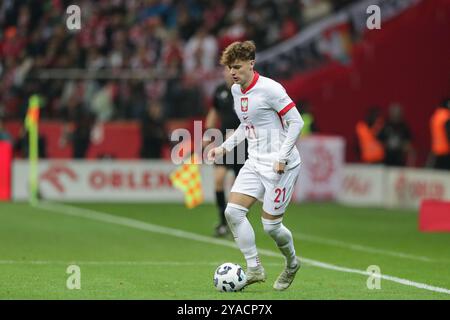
[230,160,301,215]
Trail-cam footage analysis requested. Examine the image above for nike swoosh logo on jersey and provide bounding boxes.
[243,116,248,120]
[274,204,283,210]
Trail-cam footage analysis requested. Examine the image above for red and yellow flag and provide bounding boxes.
[25,95,40,130]
[169,155,203,209]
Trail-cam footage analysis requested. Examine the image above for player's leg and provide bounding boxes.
[213,164,229,237]
[214,151,243,237]
[261,165,301,290]
[262,211,300,290]
[225,164,265,285]
[214,141,246,237]
[227,192,266,285]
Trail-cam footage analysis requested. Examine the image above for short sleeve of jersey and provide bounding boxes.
[266,82,295,116]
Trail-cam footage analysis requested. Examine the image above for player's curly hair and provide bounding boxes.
[220,40,256,66]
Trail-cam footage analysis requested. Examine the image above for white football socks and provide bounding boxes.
[225,203,261,268]
[262,217,297,268]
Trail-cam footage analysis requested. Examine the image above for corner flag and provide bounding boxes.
[169,155,204,209]
[25,94,41,204]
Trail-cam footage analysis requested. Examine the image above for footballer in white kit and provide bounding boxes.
[225,71,302,215]
[208,41,304,291]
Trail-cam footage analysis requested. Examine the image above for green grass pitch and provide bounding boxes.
[0,201,449,299]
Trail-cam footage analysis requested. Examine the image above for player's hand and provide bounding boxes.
[273,161,286,174]
[207,146,225,162]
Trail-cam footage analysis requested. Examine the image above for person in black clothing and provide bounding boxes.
[379,103,413,166]
[72,109,95,159]
[204,68,247,238]
[140,100,166,159]
[60,107,94,159]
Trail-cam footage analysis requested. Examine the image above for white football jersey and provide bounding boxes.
[228,72,301,171]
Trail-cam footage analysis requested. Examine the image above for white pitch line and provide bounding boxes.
[292,232,437,263]
[34,201,450,296]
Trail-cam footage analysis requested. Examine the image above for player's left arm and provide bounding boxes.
[269,83,304,173]
[277,107,304,165]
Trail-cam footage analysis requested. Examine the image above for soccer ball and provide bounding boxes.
[213,262,247,292]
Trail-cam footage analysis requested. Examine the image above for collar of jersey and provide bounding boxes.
[241,71,260,94]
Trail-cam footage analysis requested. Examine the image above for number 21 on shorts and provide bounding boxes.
[274,187,286,203]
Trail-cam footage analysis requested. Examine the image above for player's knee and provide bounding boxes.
[224,203,248,226]
[261,217,283,236]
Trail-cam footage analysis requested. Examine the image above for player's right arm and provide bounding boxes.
[207,123,246,161]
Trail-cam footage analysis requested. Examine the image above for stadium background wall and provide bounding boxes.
[280,0,450,165]
[11,161,450,210]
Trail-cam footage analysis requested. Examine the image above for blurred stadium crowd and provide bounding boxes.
[0,0,354,122]
[0,0,448,169]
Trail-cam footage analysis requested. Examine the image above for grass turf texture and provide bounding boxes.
[0,202,449,299]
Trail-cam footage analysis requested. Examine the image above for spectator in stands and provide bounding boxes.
[429,98,450,170]
[379,103,414,167]
[140,100,166,159]
[160,30,184,77]
[218,14,247,51]
[1,0,349,125]
[183,25,218,76]
[174,2,200,42]
[60,109,95,159]
[1,26,26,59]
[164,74,206,119]
[90,81,116,122]
[280,11,300,41]
[59,80,86,120]
[115,80,147,120]
[72,109,95,159]
[355,107,385,164]
[301,0,333,25]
